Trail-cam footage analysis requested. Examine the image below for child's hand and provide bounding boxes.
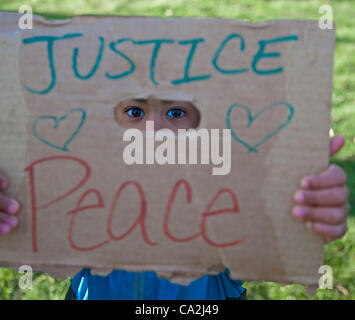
[0,172,20,235]
[292,135,349,243]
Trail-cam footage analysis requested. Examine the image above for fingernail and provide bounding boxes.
[301,178,310,189]
[293,207,304,219]
[6,216,17,228]
[8,201,19,214]
[0,224,10,234]
[294,191,304,204]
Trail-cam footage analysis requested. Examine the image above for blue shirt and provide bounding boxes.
[70,269,245,300]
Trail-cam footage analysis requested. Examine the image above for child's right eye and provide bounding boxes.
[125,107,145,119]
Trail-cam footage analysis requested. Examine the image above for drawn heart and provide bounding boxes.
[226,102,294,152]
[32,108,87,152]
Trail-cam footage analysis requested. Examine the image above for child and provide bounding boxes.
[0,98,349,299]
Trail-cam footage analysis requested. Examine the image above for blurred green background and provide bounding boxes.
[0,0,354,300]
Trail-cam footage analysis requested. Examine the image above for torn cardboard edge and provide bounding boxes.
[0,260,321,288]
[1,10,325,28]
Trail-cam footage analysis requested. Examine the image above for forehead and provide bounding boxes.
[121,97,194,107]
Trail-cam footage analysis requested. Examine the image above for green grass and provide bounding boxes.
[0,0,354,300]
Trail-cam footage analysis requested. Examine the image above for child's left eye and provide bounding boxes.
[126,107,145,118]
[167,108,186,119]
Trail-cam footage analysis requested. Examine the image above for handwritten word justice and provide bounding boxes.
[25,155,247,253]
[22,33,298,95]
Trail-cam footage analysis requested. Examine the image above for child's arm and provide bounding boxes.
[0,172,20,235]
[292,135,349,243]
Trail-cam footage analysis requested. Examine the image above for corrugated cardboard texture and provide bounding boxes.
[0,13,334,286]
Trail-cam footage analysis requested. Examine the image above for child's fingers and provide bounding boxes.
[330,135,345,157]
[294,186,348,206]
[306,221,347,240]
[0,212,18,228]
[292,205,348,225]
[300,164,347,190]
[0,222,11,235]
[0,193,20,215]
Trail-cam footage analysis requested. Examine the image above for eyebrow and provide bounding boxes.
[122,98,192,106]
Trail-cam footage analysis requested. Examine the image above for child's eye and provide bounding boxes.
[126,107,145,119]
[166,108,186,120]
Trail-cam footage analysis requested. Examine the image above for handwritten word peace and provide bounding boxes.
[25,155,247,253]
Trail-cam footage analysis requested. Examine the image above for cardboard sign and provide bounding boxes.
[0,12,335,286]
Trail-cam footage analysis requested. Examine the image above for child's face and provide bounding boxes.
[114,96,200,131]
